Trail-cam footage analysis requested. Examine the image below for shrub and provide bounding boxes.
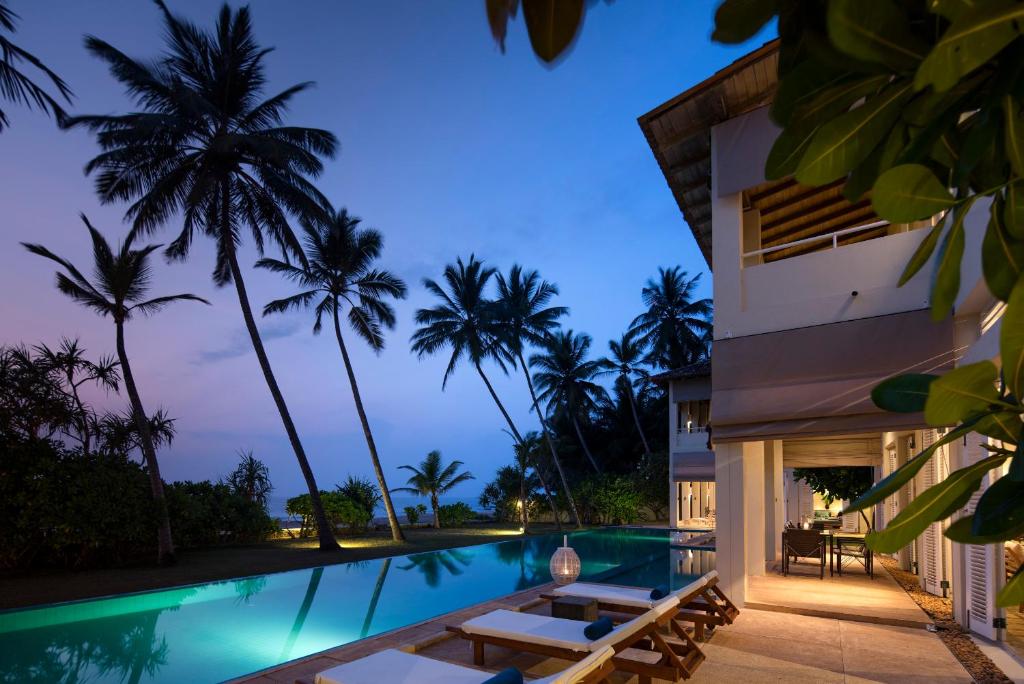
[336,475,381,530]
[437,502,474,528]
[403,503,427,526]
[286,491,371,536]
[167,481,277,547]
[574,475,646,525]
[479,465,540,523]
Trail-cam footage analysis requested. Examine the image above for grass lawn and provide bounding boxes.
[0,522,569,610]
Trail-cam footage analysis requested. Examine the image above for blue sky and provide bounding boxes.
[0,1,771,501]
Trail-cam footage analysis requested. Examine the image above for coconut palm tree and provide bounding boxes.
[0,0,71,131]
[530,330,606,473]
[392,450,474,529]
[259,208,408,542]
[67,2,341,550]
[628,267,712,370]
[410,256,562,528]
[495,266,582,528]
[597,332,653,454]
[23,215,209,565]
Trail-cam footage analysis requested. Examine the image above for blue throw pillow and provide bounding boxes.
[650,584,669,600]
[483,667,523,684]
[583,616,614,640]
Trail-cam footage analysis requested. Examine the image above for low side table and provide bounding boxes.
[551,595,599,622]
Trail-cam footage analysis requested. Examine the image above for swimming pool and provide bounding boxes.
[0,528,715,683]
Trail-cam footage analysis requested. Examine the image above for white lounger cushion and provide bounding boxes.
[553,571,714,609]
[461,600,677,653]
[313,646,616,684]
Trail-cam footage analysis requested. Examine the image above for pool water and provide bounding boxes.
[0,528,714,683]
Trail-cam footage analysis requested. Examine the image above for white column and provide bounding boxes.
[764,440,784,562]
[715,440,766,607]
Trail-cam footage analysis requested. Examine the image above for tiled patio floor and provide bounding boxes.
[234,566,970,683]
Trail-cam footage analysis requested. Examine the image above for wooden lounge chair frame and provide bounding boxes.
[447,603,705,684]
[542,573,739,642]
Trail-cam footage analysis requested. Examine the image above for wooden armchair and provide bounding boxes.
[783,529,826,579]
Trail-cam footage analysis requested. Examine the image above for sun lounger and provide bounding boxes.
[448,598,705,682]
[312,645,615,684]
[546,570,738,641]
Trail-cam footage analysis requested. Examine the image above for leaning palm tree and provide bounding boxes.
[530,330,606,473]
[495,265,582,528]
[411,255,562,528]
[259,208,408,542]
[597,332,653,454]
[392,450,474,529]
[0,0,71,131]
[23,215,209,565]
[67,3,341,550]
[628,267,712,370]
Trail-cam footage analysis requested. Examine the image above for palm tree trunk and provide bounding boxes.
[517,353,582,529]
[519,462,528,533]
[431,492,440,529]
[68,379,91,457]
[626,383,652,454]
[572,414,601,473]
[115,321,175,565]
[280,566,323,661]
[332,306,405,542]
[474,363,562,531]
[360,558,391,638]
[226,248,339,551]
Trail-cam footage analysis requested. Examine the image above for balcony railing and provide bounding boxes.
[742,219,890,261]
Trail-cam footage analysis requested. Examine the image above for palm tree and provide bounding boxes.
[629,267,712,370]
[495,266,582,528]
[227,450,272,509]
[23,215,209,565]
[410,256,562,528]
[0,1,71,131]
[392,450,474,529]
[530,330,606,473]
[597,332,653,454]
[67,3,341,550]
[259,208,408,542]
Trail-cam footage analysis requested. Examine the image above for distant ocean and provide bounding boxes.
[268,493,489,525]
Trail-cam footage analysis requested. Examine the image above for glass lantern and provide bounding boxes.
[549,535,581,585]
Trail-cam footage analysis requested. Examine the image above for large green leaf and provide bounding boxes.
[914,1,1024,93]
[521,0,585,64]
[1006,96,1024,177]
[924,361,999,425]
[795,81,913,185]
[791,74,890,128]
[930,204,967,321]
[844,421,977,513]
[827,0,928,70]
[712,0,777,44]
[871,373,938,413]
[898,219,945,286]
[1003,278,1024,399]
[871,164,956,223]
[982,200,1024,301]
[974,411,1024,445]
[866,454,1007,553]
[968,474,1024,538]
[765,124,820,180]
[770,60,849,127]
[845,120,907,202]
[999,568,1024,608]
[1006,181,1024,240]
[1011,440,1024,482]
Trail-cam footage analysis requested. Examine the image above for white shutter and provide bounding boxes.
[919,431,944,595]
[841,501,859,532]
[799,480,814,524]
[962,432,1002,640]
[886,447,900,529]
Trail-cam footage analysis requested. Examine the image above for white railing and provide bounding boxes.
[677,424,708,435]
[742,219,890,260]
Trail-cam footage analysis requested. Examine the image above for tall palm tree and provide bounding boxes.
[411,256,562,528]
[392,450,474,529]
[530,330,606,473]
[628,267,712,370]
[597,332,653,454]
[0,0,71,131]
[67,3,341,550]
[495,266,582,528]
[23,215,209,565]
[259,208,408,542]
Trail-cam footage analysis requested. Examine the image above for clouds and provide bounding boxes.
[195,318,304,364]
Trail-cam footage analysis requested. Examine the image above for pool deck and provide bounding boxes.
[232,564,970,683]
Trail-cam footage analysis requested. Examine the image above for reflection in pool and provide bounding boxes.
[0,527,714,683]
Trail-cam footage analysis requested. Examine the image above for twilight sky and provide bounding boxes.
[0,1,772,503]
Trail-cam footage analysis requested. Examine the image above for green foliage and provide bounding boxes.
[792,467,875,508]
[336,475,382,530]
[437,502,475,528]
[226,450,272,510]
[286,491,372,536]
[714,0,1024,608]
[635,451,670,520]
[403,503,427,526]
[165,481,278,548]
[574,475,646,525]
[479,465,540,523]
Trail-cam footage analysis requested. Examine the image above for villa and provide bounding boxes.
[641,39,1017,660]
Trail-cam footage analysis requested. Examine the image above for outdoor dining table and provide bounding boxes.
[820,530,873,578]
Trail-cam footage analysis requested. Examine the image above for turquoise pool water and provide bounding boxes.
[0,528,715,683]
